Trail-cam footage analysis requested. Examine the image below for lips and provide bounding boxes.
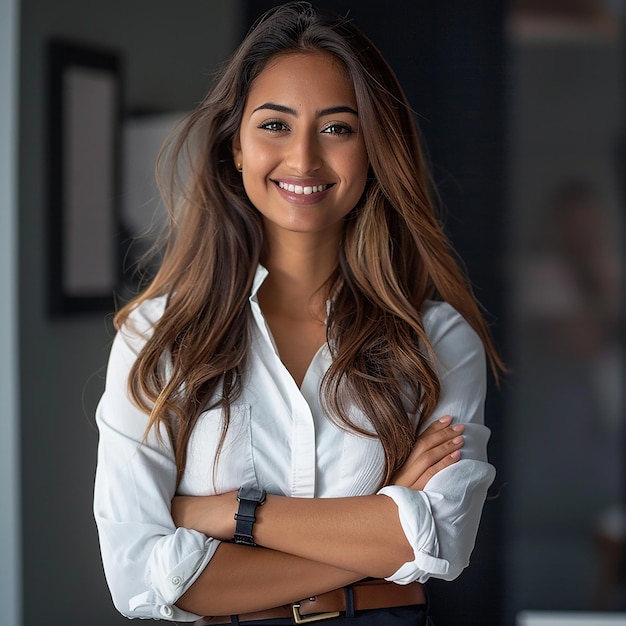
[277,181,331,195]
[272,179,335,205]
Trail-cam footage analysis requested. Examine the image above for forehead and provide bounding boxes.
[246,51,356,108]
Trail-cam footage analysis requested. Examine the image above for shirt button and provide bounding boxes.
[172,576,182,586]
[160,605,173,618]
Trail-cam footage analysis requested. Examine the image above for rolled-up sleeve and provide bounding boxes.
[93,302,219,621]
[378,302,496,584]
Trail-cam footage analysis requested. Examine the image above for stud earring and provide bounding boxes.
[236,163,243,173]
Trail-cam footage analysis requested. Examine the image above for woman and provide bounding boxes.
[94,2,503,624]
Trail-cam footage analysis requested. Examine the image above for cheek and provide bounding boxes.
[242,144,277,180]
[351,151,370,193]
[352,140,369,178]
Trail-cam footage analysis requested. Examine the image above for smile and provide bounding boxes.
[277,181,331,195]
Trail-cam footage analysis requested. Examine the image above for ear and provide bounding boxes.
[232,134,242,167]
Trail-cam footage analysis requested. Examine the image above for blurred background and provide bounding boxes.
[0,0,623,625]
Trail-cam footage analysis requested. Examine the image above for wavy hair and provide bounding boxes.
[115,1,505,488]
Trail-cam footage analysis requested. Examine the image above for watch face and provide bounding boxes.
[238,487,266,503]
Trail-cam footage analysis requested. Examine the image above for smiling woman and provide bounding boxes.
[233,52,368,242]
[93,2,505,625]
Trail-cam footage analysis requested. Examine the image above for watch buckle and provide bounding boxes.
[292,602,340,623]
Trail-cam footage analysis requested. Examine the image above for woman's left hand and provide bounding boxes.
[391,415,464,490]
[171,492,237,540]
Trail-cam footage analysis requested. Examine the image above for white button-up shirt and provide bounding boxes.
[94,265,495,621]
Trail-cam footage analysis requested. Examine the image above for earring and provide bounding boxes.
[236,163,243,173]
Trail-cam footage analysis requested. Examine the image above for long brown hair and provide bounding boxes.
[116,1,505,487]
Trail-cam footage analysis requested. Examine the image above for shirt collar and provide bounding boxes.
[249,264,269,304]
[249,264,332,325]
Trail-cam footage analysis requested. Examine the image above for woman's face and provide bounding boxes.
[233,51,369,242]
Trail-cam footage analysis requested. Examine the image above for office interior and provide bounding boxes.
[0,1,624,624]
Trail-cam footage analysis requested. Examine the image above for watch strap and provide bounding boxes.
[233,487,266,546]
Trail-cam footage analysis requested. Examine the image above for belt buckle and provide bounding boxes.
[291,602,341,624]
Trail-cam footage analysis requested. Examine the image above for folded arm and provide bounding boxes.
[172,415,464,615]
[94,301,495,620]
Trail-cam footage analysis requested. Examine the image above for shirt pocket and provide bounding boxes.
[179,404,257,495]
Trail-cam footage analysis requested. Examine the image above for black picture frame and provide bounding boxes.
[47,40,122,315]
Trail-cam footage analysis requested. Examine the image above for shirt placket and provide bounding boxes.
[288,389,316,497]
[249,276,317,498]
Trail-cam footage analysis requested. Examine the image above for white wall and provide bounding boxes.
[0,0,21,624]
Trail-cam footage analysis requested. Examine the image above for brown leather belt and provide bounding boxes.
[194,578,426,624]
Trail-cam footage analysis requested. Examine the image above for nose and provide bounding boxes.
[285,129,323,174]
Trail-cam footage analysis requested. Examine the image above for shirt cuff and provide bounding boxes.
[133,528,219,620]
[377,485,450,583]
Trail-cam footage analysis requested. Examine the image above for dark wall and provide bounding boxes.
[244,2,508,624]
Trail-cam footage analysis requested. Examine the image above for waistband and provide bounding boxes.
[195,578,426,624]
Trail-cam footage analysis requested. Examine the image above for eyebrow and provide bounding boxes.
[251,102,358,117]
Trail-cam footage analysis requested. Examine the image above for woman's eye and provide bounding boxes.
[322,123,354,136]
[258,120,289,132]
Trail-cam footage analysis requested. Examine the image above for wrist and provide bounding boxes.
[198,492,239,541]
[232,486,266,546]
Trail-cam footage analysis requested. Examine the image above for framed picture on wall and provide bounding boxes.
[46,40,122,316]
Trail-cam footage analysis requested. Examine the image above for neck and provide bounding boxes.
[259,228,341,320]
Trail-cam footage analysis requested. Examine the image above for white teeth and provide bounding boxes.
[278,182,327,195]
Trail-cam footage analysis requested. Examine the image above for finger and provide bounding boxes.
[410,432,464,473]
[411,449,462,491]
[393,433,464,487]
[405,420,464,466]
[426,415,452,432]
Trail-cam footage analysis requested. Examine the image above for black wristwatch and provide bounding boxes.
[233,486,266,546]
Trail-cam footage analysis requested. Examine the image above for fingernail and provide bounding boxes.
[452,436,464,445]
[450,450,461,460]
[439,415,452,424]
[451,424,464,432]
